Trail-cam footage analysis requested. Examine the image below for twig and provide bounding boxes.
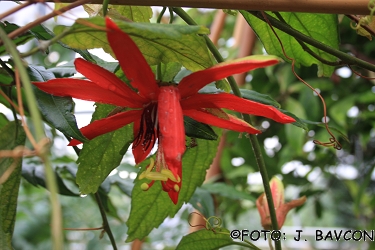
[0,0,91,46]
[94,192,118,250]
[0,0,38,20]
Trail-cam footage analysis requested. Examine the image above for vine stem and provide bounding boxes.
[243,11,375,73]
[94,192,118,250]
[173,7,281,250]
[0,25,63,250]
[68,139,118,250]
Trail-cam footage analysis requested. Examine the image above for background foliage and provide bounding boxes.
[0,2,374,250]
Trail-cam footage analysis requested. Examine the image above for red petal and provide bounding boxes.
[181,93,295,124]
[105,17,158,100]
[183,109,261,134]
[132,119,156,164]
[158,86,186,166]
[74,58,146,108]
[157,86,185,204]
[178,57,279,98]
[34,79,135,107]
[68,110,142,146]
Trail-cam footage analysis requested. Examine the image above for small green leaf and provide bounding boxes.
[54,17,212,71]
[184,116,218,140]
[126,129,221,242]
[0,121,26,249]
[76,103,133,194]
[153,62,182,82]
[189,188,215,217]
[176,229,234,250]
[241,11,339,77]
[239,89,281,108]
[28,65,87,143]
[21,161,79,197]
[198,85,281,108]
[279,109,309,131]
[201,182,256,201]
[0,22,34,55]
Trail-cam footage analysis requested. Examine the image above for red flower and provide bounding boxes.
[256,177,306,229]
[33,17,295,204]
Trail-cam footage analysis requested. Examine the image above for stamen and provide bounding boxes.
[139,158,154,180]
[161,169,180,183]
[141,183,150,191]
[173,184,180,192]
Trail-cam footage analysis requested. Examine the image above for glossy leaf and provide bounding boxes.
[28,65,87,143]
[76,103,133,194]
[241,11,339,77]
[54,17,212,71]
[184,116,218,140]
[198,86,281,108]
[126,129,221,242]
[0,121,25,249]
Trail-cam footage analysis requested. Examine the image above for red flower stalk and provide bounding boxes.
[256,177,306,229]
[33,17,295,204]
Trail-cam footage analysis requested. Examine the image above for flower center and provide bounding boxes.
[133,103,158,152]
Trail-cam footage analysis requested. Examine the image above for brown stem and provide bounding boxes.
[0,0,91,46]
[1,0,370,15]
[0,0,37,20]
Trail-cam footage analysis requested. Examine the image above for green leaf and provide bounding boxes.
[54,17,212,71]
[279,109,309,131]
[239,89,281,108]
[108,5,153,22]
[184,116,218,140]
[329,95,357,128]
[76,103,133,194]
[46,60,77,78]
[198,85,281,108]
[126,129,221,242]
[0,121,26,249]
[21,161,79,197]
[84,4,152,23]
[285,123,305,156]
[241,11,339,77]
[189,188,215,217]
[154,62,183,82]
[176,229,234,250]
[201,182,256,201]
[0,22,35,55]
[27,65,87,142]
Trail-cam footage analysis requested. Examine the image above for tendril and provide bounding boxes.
[260,11,342,150]
[188,212,223,233]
